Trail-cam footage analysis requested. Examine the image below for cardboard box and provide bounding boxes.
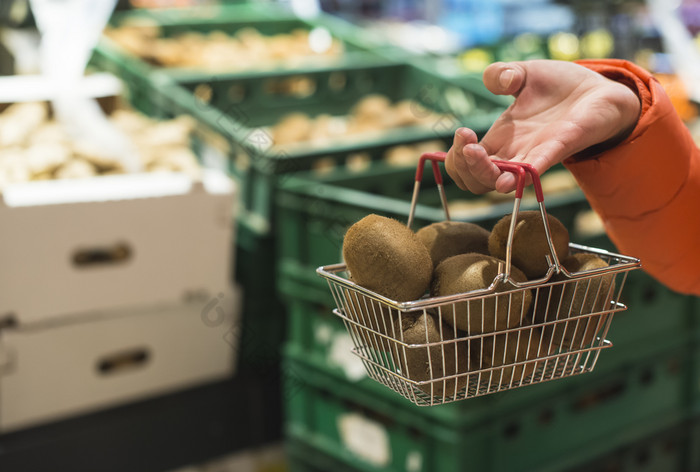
[0,169,236,325]
[0,286,241,433]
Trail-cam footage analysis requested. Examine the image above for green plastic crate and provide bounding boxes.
[287,421,692,472]
[233,217,288,371]
[283,345,691,472]
[565,422,691,472]
[161,62,508,232]
[94,3,391,81]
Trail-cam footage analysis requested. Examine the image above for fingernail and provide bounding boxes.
[462,143,479,156]
[499,69,514,89]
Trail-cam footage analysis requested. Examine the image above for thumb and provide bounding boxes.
[482,62,526,97]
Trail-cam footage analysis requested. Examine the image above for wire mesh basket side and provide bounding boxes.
[327,263,634,406]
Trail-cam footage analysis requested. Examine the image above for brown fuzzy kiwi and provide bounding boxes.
[488,210,570,279]
[416,221,491,268]
[431,253,531,334]
[392,311,471,397]
[343,214,433,302]
[533,253,616,351]
[473,328,552,386]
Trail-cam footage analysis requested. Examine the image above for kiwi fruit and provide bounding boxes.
[392,311,470,398]
[416,221,491,268]
[488,210,570,279]
[533,253,616,350]
[473,328,551,387]
[431,253,532,334]
[343,214,433,302]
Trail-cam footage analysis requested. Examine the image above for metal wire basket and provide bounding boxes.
[316,151,642,406]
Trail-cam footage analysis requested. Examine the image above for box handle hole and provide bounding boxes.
[97,348,150,375]
[73,242,132,268]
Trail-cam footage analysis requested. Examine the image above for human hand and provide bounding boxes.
[445,60,641,194]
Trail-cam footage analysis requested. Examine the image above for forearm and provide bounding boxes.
[564,59,700,295]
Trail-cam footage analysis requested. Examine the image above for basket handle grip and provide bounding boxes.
[408,151,545,228]
[415,151,446,185]
[490,160,545,202]
[409,151,560,281]
[414,151,544,201]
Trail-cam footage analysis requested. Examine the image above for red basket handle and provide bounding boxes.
[407,152,450,229]
[415,151,446,185]
[415,151,544,200]
[409,151,561,282]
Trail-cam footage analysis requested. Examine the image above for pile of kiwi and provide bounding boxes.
[341,210,615,397]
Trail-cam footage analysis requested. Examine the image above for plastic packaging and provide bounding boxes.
[29,0,141,172]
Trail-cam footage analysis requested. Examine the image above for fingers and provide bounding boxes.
[454,127,478,148]
[483,62,526,97]
[462,144,502,192]
[445,127,502,194]
[445,127,477,190]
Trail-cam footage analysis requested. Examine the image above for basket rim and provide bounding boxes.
[317,242,641,311]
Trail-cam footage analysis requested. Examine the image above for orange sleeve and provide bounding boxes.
[564,59,700,295]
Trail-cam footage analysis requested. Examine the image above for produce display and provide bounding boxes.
[270,94,445,150]
[310,139,447,175]
[104,23,345,71]
[340,210,614,394]
[0,102,200,188]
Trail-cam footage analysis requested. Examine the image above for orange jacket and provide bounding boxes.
[565,59,700,295]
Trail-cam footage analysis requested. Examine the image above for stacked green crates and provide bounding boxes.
[287,419,694,472]
[282,345,691,472]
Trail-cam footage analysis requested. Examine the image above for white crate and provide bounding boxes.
[0,286,241,433]
[0,169,236,325]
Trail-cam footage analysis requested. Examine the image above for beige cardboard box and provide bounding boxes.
[0,286,241,433]
[0,169,236,325]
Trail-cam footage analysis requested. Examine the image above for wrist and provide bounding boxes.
[609,78,642,143]
[572,60,647,160]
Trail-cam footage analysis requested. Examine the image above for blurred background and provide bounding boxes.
[0,0,699,471]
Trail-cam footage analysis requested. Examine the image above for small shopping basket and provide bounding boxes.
[316,151,642,406]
